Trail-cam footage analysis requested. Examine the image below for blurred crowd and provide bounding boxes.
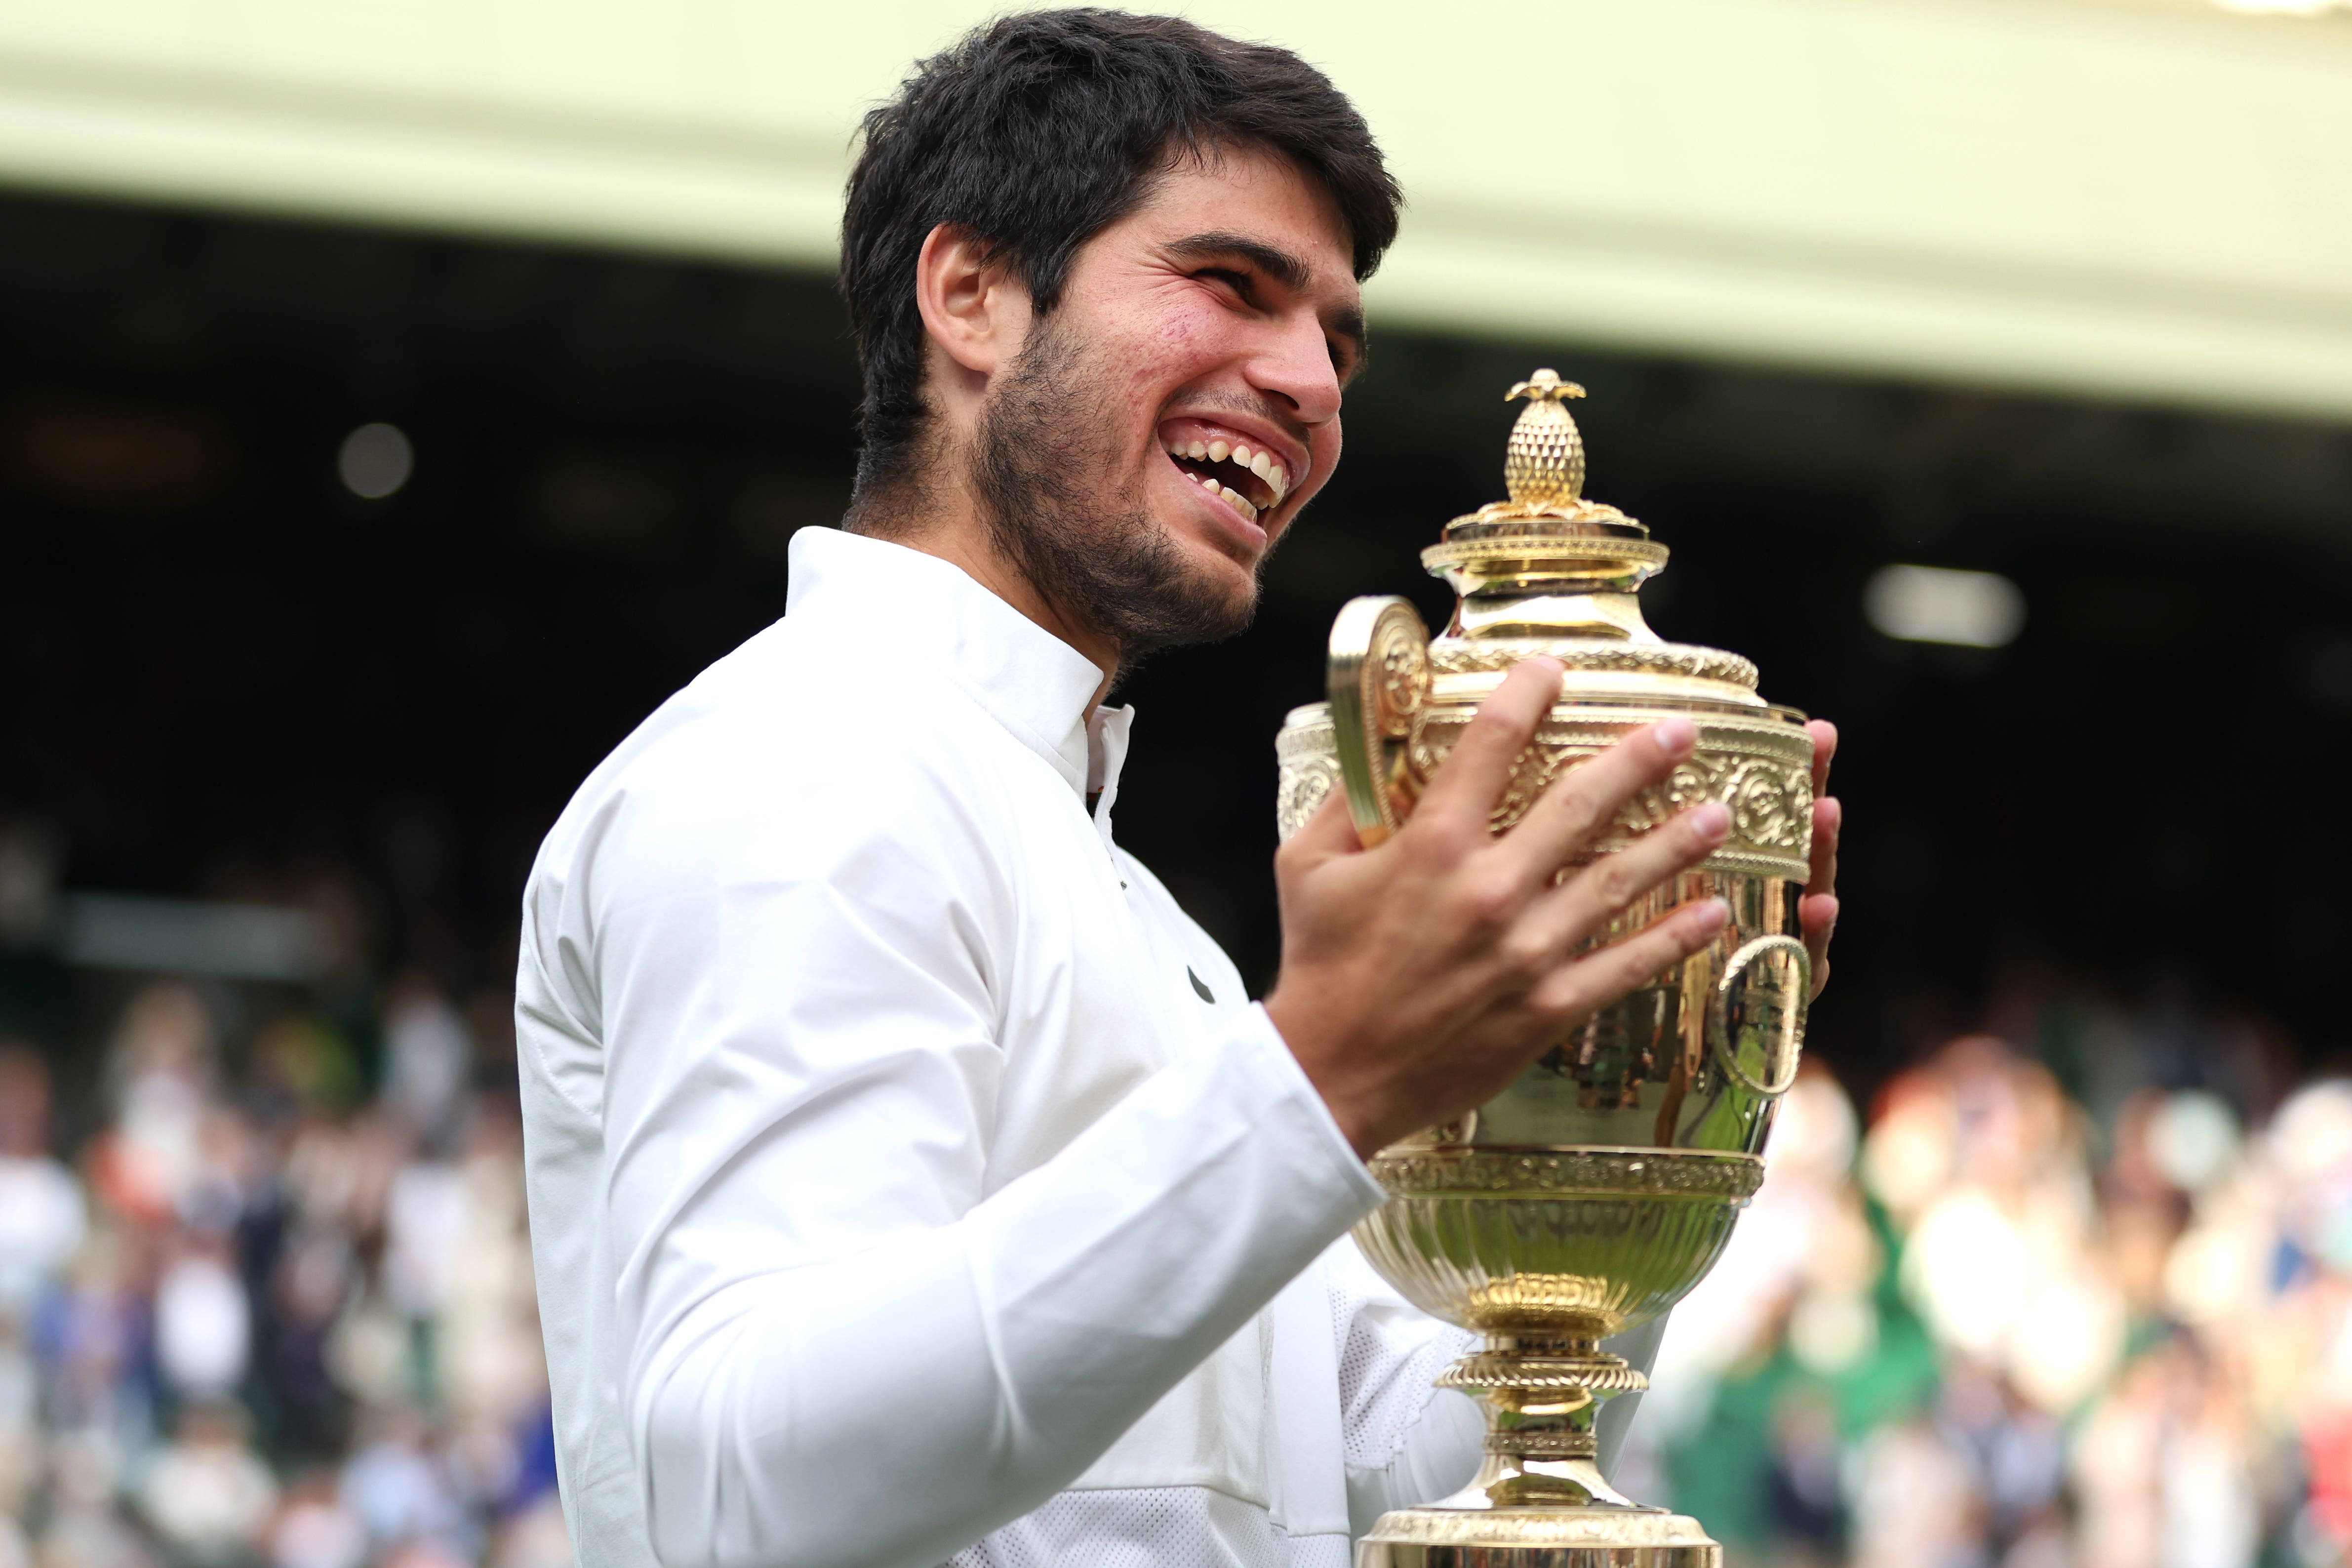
[4,964,2349,1568]
[0,979,561,1568]
[1627,982,2352,1568]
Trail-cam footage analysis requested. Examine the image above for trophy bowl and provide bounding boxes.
[1274,372,1814,1568]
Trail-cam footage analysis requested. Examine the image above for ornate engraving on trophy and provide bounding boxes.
[1273,710,1342,842]
[1399,717,1810,871]
[1373,622,1430,737]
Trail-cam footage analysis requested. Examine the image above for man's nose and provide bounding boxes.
[1246,309,1343,428]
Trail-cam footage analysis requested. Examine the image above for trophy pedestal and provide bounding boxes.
[1357,1505,1720,1567]
[1355,1340,1723,1567]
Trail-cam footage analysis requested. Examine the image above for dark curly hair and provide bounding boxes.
[837,9,1400,510]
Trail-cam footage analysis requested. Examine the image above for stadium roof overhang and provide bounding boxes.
[0,0,2346,423]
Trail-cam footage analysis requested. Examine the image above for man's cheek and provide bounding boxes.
[1145,299,1225,369]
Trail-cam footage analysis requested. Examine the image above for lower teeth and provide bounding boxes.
[1176,460,1257,519]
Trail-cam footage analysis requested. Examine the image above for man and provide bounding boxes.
[516,12,1841,1568]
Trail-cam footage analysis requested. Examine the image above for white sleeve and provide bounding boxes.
[1326,1239,1671,1536]
[576,793,1384,1568]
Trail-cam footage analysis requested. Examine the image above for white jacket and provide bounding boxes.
[515,526,1498,1568]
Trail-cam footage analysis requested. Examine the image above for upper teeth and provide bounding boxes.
[1163,435,1290,508]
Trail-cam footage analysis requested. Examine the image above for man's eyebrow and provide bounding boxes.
[1164,232,1312,291]
[1163,231,1370,366]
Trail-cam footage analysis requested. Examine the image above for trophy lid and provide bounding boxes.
[1422,371,1766,705]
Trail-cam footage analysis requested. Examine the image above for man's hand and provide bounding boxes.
[1265,658,1733,1159]
[1800,719,1840,1001]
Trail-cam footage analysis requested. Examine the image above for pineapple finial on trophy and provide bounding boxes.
[1502,367,1588,510]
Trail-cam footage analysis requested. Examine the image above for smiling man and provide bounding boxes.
[516,12,1838,1568]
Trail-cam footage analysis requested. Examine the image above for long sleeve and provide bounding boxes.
[524,724,1385,1568]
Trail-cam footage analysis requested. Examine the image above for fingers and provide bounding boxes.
[1504,717,1697,878]
[1801,727,1841,1002]
[1796,771,1834,1006]
[1533,897,1728,1020]
[1802,765,1840,999]
[1411,658,1564,834]
[1806,724,1844,931]
[1528,798,1728,954]
[1801,892,1838,1000]
[1807,795,1840,899]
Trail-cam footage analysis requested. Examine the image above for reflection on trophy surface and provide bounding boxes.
[1275,370,1816,1567]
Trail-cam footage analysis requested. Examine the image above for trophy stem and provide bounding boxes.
[1354,1334,1722,1567]
[1434,1336,1645,1510]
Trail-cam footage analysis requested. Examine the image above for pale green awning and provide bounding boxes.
[0,0,2346,421]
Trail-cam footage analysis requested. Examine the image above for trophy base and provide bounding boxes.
[1356,1505,1721,1568]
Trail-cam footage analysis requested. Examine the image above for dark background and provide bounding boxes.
[6,190,2352,1108]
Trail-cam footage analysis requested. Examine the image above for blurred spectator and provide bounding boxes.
[1845,1414,1977,1568]
[0,1326,38,1520]
[268,1469,366,1568]
[135,1403,278,1567]
[41,1426,155,1568]
[381,1165,462,1328]
[85,983,216,1230]
[486,1497,566,1568]
[378,989,470,1141]
[264,1219,357,1460]
[37,1228,149,1435]
[0,1047,83,1314]
[338,1410,462,1561]
[153,1239,250,1402]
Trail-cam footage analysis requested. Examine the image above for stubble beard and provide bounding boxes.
[970,318,1263,674]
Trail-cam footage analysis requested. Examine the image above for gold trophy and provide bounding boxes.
[1275,371,1815,1567]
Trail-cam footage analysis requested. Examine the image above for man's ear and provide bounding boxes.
[914,224,1031,380]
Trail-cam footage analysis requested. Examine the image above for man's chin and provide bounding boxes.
[1161,505,1269,585]
[1105,538,1259,660]
[1168,530,1265,623]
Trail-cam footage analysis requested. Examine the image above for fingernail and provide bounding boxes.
[1521,655,1565,679]
[1817,797,1841,829]
[1688,802,1730,844]
[1688,898,1728,933]
[1654,718,1696,759]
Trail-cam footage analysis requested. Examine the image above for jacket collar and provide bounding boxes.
[786,527,1133,811]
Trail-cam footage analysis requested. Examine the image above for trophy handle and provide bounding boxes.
[1326,596,1431,847]
[1710,934,1809,1097]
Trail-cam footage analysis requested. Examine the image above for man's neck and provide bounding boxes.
[844,483,1120,716]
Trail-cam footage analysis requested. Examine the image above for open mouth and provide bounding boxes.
[1161,434,1291,527]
